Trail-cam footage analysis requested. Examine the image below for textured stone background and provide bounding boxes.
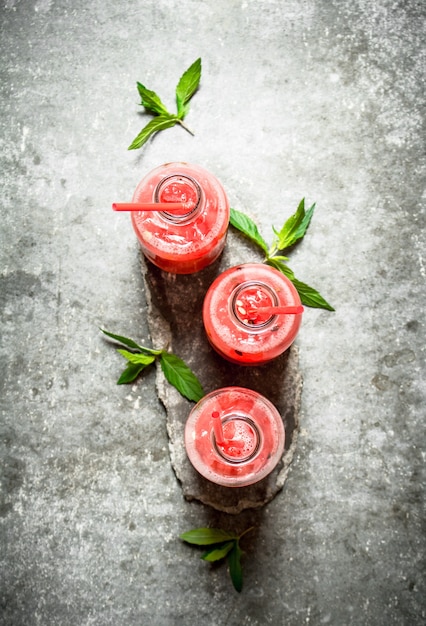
[1,1,425,624]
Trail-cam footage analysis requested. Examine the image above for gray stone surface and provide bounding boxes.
[1,1,425,625]
[140,240,303,514]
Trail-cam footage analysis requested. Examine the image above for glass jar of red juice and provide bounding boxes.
[184,387,285,487]
[202,263,303,365]
[131,162,230,274]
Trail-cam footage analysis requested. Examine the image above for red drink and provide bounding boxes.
[203,263,303,365]
[131,162,229,274]
[184,387,285,487]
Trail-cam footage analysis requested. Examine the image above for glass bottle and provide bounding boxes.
[203,263,303,365]
[131,162,229,274]
[184,386,285,487]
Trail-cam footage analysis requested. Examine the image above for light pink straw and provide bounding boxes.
[212,411,225,445]
[248,305,304,316]
[112,202,192,213]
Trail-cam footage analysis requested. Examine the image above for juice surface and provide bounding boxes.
[203,263,302,365]
[131,162,229,274]
[217,418,258,460]
[184,387,285,487]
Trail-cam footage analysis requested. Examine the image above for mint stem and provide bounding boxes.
[239,526,254,540]
[176,119,194,135]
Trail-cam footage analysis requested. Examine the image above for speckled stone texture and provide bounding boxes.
[1,0,425,624]
[140,236,303,513]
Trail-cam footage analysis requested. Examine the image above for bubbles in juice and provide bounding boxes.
[217,418,259,460]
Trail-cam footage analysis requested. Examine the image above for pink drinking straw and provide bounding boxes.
[248,305,304,316]
[112,202,192,213]
[211,411,245,451]
[212,411,225,445]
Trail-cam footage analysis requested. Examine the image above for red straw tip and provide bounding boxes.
[212,411,220,419]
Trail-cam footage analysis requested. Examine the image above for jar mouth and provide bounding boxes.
[212,414,261,464]
[154,174,202,224]
[230,281,279,329]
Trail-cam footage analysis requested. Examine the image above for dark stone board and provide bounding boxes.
[141,235,302,513]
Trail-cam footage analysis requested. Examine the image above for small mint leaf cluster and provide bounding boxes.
[180,526,254,592]
[128,58,202,150]
[229,200,334,311]
[100,329,204,402]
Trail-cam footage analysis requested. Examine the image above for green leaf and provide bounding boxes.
[117,349,156,366]
[202,541,235,562]
[180,528,236,546]
[265,265,334,310]
[266,258,295,280]
[117,362,147,385]
[272,199,315,251]
[128,115,177,150]
[229,208,269,254]
[136,83,170,116]
[100,329,162,355]
[293,201,315,241]
[290,278,335,311]
[160,352,204,402]
[175,57,202,119]
[227,542,244,592]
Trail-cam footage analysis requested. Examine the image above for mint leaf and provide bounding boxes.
[228,542,244,592]
[137,83,169,116]
[266,258,295,280]
[128,115,177,150]
[176,57,202,119]
[290,278,335,311]
[265,263,334,310]
[117,349,156,366]
[230,207,269,254]
[117,362,148,385]
[293,201,315,241]
[160,352,204,402]
[180,528,236,545]
[101,328,145,351]
[202,541,235,562]
[272,199,315,251]
[100,329,162,355]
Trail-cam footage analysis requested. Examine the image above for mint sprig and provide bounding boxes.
[128,58,202,150]
[101,329,204,402]
[180,527,253,592]
[229,202,334,311]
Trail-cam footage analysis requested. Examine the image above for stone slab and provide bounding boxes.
[141,233,303,513]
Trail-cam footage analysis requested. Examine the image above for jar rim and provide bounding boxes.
[229,280,279,331]
[154,173,203,224]
[212,414,262,464]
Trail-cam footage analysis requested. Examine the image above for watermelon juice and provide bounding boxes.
[203,263,303,365]
[184,387,285,487]
[131,162,229,274]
